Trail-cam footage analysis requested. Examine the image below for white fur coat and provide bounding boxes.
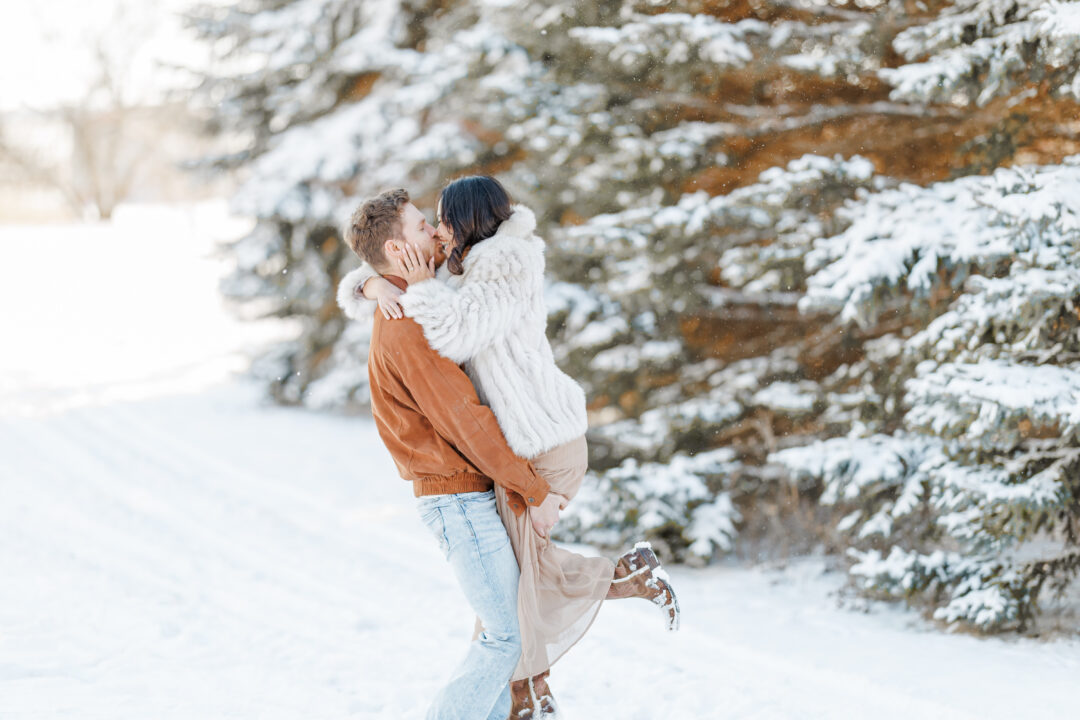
[337,205,588,459]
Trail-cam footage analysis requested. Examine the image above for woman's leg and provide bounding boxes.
[512,436,615,672]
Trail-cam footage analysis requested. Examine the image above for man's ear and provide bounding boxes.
[383,238,403,258]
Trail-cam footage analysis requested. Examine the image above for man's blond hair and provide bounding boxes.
[345,188,409,268]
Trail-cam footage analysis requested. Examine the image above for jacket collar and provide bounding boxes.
[384,275,408,291]
[458,205,539,269]
[498,205,536,238]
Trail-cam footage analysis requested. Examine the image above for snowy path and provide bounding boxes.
[2,206,1078,719]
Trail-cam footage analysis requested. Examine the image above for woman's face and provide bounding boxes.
[435,202,455,254]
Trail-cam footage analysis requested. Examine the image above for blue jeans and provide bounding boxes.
[418,489,521,720]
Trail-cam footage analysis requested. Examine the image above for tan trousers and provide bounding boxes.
[472,435,615,681]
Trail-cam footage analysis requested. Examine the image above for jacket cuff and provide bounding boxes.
[523,468,550,508]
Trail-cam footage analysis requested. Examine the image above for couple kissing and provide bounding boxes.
[337,176,680,720]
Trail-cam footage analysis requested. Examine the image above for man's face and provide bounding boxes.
[385,202,445,266]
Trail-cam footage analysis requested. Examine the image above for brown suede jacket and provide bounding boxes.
[367,275,550,516]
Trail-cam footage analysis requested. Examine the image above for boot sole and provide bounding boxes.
[612,542,661,584]
[621,543,681,631]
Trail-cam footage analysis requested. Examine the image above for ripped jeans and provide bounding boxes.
[417,489,521,720]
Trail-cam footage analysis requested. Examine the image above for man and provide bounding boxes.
[343,188,564,720]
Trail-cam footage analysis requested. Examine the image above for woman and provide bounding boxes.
[338,176,679,719]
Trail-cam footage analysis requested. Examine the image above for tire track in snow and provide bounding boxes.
[2,419,341,655]
[2,397,451,719]
[94,397,442,574]
[6,405,421,634]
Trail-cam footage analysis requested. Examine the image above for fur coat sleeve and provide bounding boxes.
[336,263,383,320]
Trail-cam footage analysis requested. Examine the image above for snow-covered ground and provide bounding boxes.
[2,204,1078,719]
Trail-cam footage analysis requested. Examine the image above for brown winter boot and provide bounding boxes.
[510,678,536,719]
[530,670,559,717]
[606,541,681,631]
[613,541,661,580]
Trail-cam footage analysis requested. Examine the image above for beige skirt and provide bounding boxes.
[472,435,615,680]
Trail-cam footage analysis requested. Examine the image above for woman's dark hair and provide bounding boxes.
[438,175,514,275]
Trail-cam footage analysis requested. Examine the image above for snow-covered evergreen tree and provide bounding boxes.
[765,4,1080,630]
[772,154,1080,631]
[192,0,1080,629]
[187,0,529,404]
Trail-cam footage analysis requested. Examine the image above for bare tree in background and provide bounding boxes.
[0,4,158,220]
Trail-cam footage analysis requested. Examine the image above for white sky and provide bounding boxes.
[0,0,209,111]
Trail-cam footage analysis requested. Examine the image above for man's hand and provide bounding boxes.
[530,492,569,538]
[393,242,436,286]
